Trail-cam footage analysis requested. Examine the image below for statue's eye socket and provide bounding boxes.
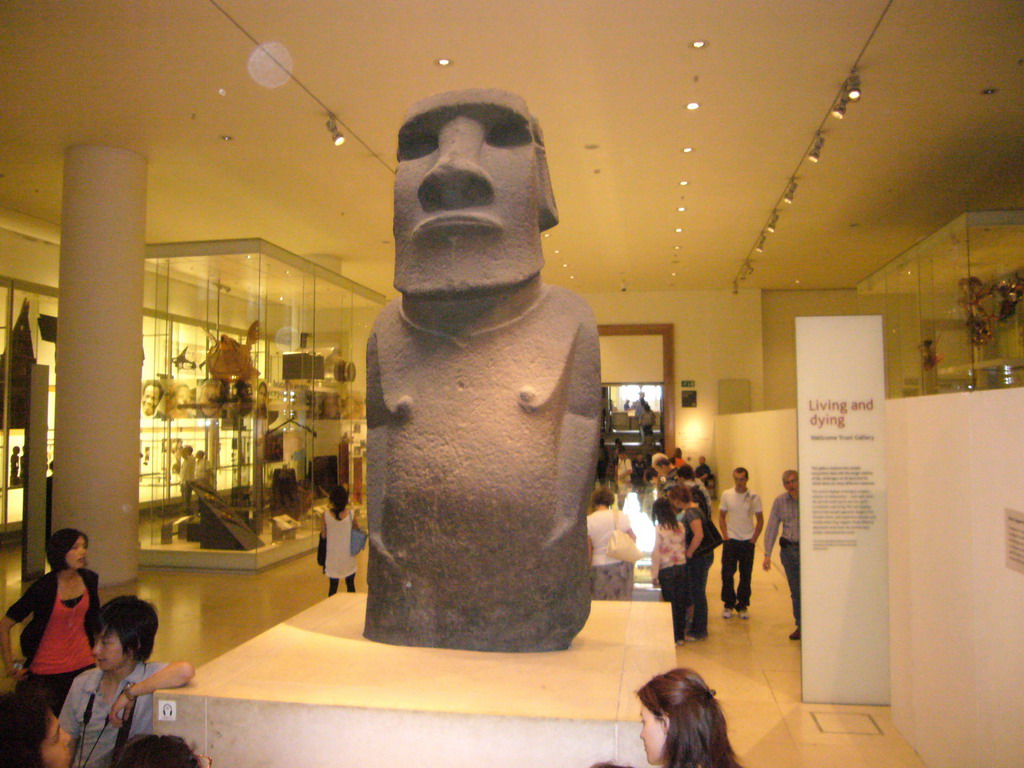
[486,120,531,148]
[398,132,438,161]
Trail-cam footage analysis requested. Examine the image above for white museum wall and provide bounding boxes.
[761,289,885,411]
[715,391,1024,767]
[599,334,664,383]
[583,289,763,461]
[0,224,60,286]
[887,388,1024,768]
[713,408,797,503]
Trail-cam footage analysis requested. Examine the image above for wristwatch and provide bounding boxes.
[123,683,137,701]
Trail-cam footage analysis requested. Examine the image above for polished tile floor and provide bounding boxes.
[1,541,926,768]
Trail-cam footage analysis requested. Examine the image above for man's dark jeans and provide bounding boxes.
[780,539,801,626]
[721,538,755,610]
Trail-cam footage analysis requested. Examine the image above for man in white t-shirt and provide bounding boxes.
[718,467,763,619]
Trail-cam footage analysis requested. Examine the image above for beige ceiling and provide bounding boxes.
[1,0,1022,299]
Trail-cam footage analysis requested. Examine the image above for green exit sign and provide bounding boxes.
[680,380,695,388]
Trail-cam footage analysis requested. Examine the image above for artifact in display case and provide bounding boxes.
[858,210,1024,397]
[195,486,264,550]
[139,237,383,571]
[2,299,35,429]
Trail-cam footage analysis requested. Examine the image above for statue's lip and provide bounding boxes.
[414,213,502,236]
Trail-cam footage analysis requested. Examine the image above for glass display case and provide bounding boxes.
[140,239,385,570]
[858,211,1024,398]
[0,278,58,536]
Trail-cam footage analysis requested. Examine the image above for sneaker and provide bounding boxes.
[675,639,686,646]
[738,609,749,620]
[789,628,801,640]
[722,608,733,619]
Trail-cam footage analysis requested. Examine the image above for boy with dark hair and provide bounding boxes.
[60,597,194,768]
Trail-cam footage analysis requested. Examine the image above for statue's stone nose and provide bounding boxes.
[418,118,494,211]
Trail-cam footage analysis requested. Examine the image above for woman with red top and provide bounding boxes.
[1,529,100,714]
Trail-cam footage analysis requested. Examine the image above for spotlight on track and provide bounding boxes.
[326,115,345,146]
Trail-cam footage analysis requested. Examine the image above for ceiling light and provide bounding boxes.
[755,236,766,253]
[784,181,797,204]
[677,207,686,212]
[766,211,779,233]
[562,263,568,268]
[980,88,998,95]
[690,40,707,49]
[845,72,862,101]
[675,227,683,233]
[682,147,693,153]
[436,58,452,67]
[808,133,824,162]
[220,135,233,141]
[686,102,701,110]
[326,116,345,146]
[679,181,689,186]
[831,97,848,120]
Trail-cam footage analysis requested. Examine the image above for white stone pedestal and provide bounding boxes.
[154,595,674,767]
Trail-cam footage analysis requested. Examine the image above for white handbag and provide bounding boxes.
[606,508,642,563]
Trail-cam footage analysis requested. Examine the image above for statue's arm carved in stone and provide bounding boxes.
[548,307,602,546]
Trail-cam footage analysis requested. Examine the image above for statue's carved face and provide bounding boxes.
[393,92,556,297]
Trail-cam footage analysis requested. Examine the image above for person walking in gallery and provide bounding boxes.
[667,485,713,641]
[0,684,74,768]
[178,446,196,513]
[321,485,358,596]
[587,487,637,600]
[615,445,633,510]
[677,464,712,521]
[763,469,801,640]
[718,467,763,620]
[695,455,716,499]
[59,596,195,768]
[1,529,100,714]
[636,667,745,768]
[192,450,211,490]
[651,452,678,492]
[650,498,689,645]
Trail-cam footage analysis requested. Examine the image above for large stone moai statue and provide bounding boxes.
[363,89,601,652]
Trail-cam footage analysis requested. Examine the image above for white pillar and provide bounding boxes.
[54,145,146,585]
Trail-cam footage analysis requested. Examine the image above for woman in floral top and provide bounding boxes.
[651,496,690,645]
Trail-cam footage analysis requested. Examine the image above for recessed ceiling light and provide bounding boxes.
[554,250,560,254]
[671,272,677,277]
[436,58,452,67]
[690,40,707,49]
[674,246,680,250]
[679,181,689,186]
[562,263,568,268]
[675,228,683,233]
[795,280,801,284]
[686,102,701,111]
[218,88,227,97]
[570,275,575,279]
[980,88,998,95]
[544,233,550,238]
[677,207,686,212]
[682,147,693,153]
[220,135,233,141]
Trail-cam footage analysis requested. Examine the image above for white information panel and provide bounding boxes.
[796,315,888,704]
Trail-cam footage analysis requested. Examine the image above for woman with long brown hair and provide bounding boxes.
[637,667,744,768]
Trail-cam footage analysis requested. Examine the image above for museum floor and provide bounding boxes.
[0,543,926,768]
